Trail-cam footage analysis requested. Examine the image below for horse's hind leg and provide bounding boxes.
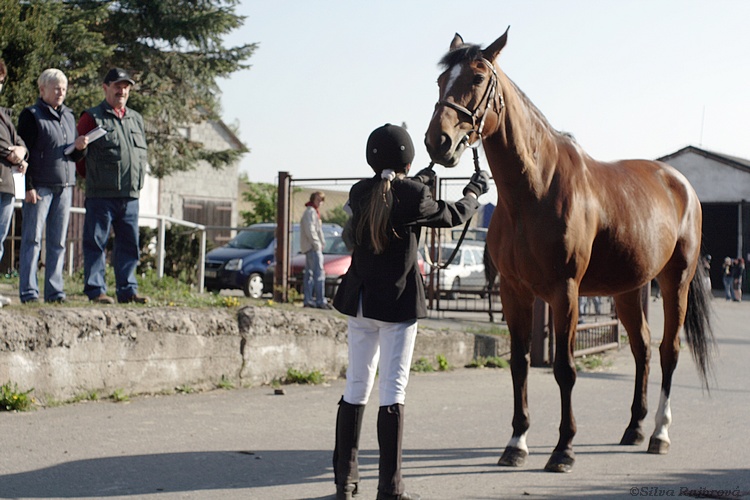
[497,280,534,467]
[613,289,651,446]
[648,275,689,454]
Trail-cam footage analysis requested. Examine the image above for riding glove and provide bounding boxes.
[412,166,436,186]
[463,170,491,198]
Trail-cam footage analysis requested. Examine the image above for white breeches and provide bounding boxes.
[343,308,418,407]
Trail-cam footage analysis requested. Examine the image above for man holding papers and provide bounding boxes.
[17,69,88,304]
[76,68,149,305]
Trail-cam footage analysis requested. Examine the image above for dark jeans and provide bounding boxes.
[83,197,140,301]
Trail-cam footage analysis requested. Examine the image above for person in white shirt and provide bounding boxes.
[300,191,330,308]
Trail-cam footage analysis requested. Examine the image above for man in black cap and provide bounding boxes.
[76,68,149,304]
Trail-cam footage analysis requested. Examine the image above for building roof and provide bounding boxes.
[658,145,750,175]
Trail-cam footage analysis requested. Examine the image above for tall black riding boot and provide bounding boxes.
[376,404,420,500]
[333,397,366,499]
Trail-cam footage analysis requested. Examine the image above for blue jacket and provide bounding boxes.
[18,98,78,190]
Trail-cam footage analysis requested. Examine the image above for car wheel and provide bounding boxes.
[449,277,460,300]
[243,273,264,299]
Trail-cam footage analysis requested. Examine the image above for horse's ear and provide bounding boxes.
[483,26,510,61]
[450,33,464,51]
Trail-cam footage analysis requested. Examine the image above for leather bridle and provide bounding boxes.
[436,57,504,147]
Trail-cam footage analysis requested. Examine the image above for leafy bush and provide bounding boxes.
[0,382,35,411]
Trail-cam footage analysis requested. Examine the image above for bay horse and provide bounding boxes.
[424,29,714,473]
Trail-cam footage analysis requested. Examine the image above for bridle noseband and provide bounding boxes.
[436,57,504,147]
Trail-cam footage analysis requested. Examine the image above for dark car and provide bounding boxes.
[204,222,342,298]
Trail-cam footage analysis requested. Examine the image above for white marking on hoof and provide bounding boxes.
[651,390,672,446]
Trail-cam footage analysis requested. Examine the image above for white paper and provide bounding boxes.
[12,171,25,200]
[64,126,107,155]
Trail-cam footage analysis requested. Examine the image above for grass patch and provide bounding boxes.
[575,354,606,372]
[0,381,35,411]
[110,389,130,402]
[466,356,509,369]
[436,354,450,371]
[217,375,235,390]
[284,368,325,385]
[411,357,435,373]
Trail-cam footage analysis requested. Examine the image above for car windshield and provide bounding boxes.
[324,236,350,255]
[438,245,458,265]
[227,229,275,250]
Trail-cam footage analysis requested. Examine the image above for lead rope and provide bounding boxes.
[424,146,482,270]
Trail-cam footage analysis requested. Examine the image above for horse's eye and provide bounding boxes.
[473,74,484,86]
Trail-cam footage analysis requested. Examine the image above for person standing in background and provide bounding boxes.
[76,68,149,305]
[300,190,331,309]
[732,257,744,302]
[0,59,28,306]
[17,69,88,304]
[722,257,733,301]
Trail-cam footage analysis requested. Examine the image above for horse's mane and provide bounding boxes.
[439,44,484,69]
[439,43,574,150]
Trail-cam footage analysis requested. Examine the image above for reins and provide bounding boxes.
[423,146,482,270]
[424,57,501,270]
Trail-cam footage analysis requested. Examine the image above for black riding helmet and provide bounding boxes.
[366,123,415,173]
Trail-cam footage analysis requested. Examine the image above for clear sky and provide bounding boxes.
[218,0,750,185]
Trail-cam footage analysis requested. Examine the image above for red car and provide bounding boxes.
[289,236,352,298]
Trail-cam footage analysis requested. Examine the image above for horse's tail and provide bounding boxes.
[684,262,716,390]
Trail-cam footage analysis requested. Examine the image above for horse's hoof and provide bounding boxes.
[497,447,527,467]
[544,451,575,473]
[647,436,670,454]
[620,427,645,446]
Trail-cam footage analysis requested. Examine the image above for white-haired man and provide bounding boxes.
[17,68,88,304]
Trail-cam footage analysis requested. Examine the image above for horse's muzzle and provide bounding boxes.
[424,132,465,168]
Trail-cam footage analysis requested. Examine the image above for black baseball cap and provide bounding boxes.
[103,68,135,85]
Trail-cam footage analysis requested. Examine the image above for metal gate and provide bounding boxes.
[273,171,624,360]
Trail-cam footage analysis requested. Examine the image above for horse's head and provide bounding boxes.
[425,29,509,167]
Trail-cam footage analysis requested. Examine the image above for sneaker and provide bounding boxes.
[318,302,333,310]
[119,294,150,304]
[91,294,115,304]
[47,297,67,304]
[0,294,12,306]
[22,297,39,304]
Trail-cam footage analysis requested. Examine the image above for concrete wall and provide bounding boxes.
[0,306,507,403]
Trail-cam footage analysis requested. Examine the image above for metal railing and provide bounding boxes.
[66,206,208,293]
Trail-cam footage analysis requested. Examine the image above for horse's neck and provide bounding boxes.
[486,74,561,199]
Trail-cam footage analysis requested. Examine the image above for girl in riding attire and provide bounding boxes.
[332,123,490,500]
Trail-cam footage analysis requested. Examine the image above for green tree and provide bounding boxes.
[0,0,111,114]
[322,205,349,227]
[0,0,254,178]
[240,182,277,226]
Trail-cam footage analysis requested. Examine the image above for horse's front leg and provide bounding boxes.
[545,283,579,472]
[497,280,535,467]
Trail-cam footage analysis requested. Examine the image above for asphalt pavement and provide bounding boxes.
[1,297,749,499]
